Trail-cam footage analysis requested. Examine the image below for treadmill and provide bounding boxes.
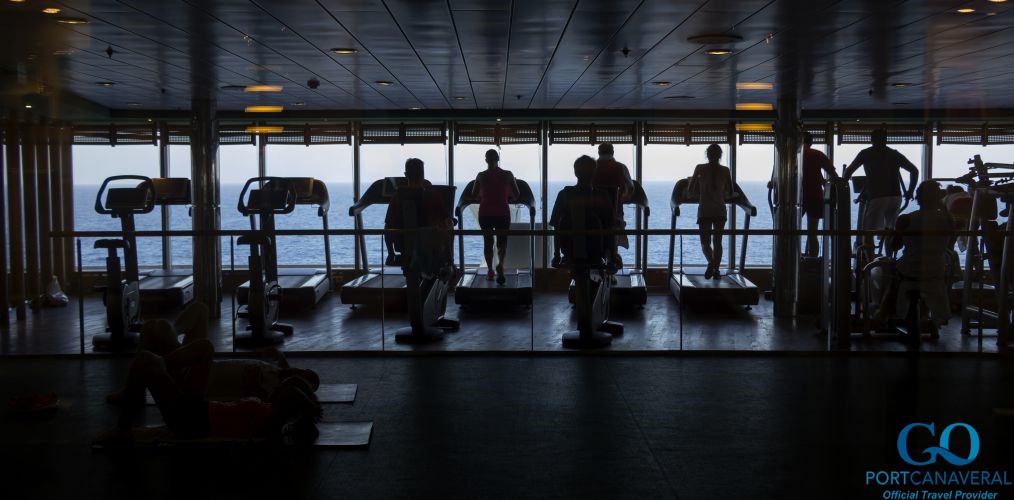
[567,180,649,307]
[238,178,331,309]
[667,178,761,306]
[340,177,412,308]
[453,179,536,306]
[139,178,195,309]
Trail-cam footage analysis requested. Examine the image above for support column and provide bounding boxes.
[772,97,801,318]
[5,121,26,319]
[540,120,549,270]
[159,122,172,270]
[21,123,41,308]
[36,123,54,293]
[49,126,66,286]
[352,121,362,272]
[190,98,222,317]
[0,123,7,323]
[727,121,737,272]
[633,121,644,270]
[60,127,75,289]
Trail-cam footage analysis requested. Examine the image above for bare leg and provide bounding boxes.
[699,221,715,273]
[712,221,725,277]
[482,229,495,274]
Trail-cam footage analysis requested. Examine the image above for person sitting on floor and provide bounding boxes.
[96,339,322,446]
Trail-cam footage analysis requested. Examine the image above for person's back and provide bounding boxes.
[593,143,632,213]
[854,145,913,199]
[477,167,512,218]
[554,185,614,263]
[692,162,733,220]
[802,147,833,207]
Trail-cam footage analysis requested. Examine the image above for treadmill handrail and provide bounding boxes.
[667,177,756,276]
[238,177,297,216]
[267,177,330,217]
[95,175,156,215]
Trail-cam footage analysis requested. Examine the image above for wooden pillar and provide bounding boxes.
[21,123,41,308]
[6,121,26,319]
[36,124,54,294]
[60,127,75,290]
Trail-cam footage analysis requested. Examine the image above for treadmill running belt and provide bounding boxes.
[277,275,314,288]
[362,275,407,288]
[139,276,186,290]
[684,274,749,289]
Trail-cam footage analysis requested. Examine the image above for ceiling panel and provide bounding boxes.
[1,0,1014,115]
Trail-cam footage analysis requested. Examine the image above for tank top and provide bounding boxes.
[478,168,511,217]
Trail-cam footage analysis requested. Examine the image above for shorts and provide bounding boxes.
[478,215,510,232]
[862,195,902,231]
[697,217,727,226]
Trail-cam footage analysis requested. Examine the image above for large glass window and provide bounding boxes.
[641,143,729,267]
[72,145,160,268]
[357,144,447,269]
[265,144,354,267]
[167,144,192,268]
[736,143,775,267]
[219,144,259,268]
[547,143,636,265]
[453,144,541,266]
[835,141,923,219]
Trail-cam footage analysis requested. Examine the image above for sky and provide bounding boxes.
[71,140,1014,187]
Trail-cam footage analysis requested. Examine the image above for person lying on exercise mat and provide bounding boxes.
[550,155,618,270]
[873,181,958,334]
[386,158,455,278]
[106,302,320,403]
[96,339,322,446]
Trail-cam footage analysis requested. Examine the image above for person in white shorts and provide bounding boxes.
[843,129,919,253]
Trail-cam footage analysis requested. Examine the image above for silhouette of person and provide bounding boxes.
[801,132,838,256]
[687,144,733,279]
[472,149,520,285]
[551,155,616,269]
[386,158,453,275]
[843,128,919,237]
[593,143,634,265]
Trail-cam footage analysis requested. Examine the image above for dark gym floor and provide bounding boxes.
[0,291,1000,355]
[1,355,1011,499]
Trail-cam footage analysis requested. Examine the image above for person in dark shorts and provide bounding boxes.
[801,132,838,256]
[472,149,520,284]
[687,144,733,279]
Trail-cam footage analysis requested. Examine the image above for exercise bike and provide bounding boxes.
[92,175,156,351]
[391,184,460,344]
[235,177,296,347]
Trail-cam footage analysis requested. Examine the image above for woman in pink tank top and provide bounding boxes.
[472,149,520,284]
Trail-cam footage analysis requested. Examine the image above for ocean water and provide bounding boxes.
[73,181,869,269]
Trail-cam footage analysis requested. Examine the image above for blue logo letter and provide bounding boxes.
[897,422,979,467]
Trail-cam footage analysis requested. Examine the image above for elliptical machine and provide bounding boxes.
[235,177,296,346]
[391,184,460,344]
[93,175,156,351]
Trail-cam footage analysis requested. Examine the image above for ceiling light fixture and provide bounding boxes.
[736,123,773,132]
[736,102,773,111]
[244,105,284,113]
[53,49,75,56]
[95,81,115,87]
[409,107,421,110]
[10,0,26,3]
[736,82,773,90]
[687,34,744,44]
[375,80,393,86]
[664,95,696,100]
[42,7,61,14]
[245,125,284,134]
[891,82,913,88]
[56,17,89,24]
[705,49,733,56]
[244,85,283,92]
[454,96,466,100]
[292,101,305,106]
[127,102,140,107]
[24,104,32,109]
[957,7,975,13]
[652,81,671,87]
[988,0,1007,3]
[330,48,358,55]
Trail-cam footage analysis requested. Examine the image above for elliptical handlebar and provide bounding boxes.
[94,175,156,215]
[237,176,297,216]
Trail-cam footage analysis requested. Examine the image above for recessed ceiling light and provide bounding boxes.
[664,95,696,100]
[988,0,1007,3]
[244,105,284,113]
[244,85,283,92]
[892,102,909,106]
[245,125,284,134]
[10,0,26,3]
[127,102,140,107]
[652,81,671,87]
[292,101,305,106]
[891,82,913,88]
[56,17,89,24]
[454,96,466,100]
[42,7,61,14]
[53,49,75,56]
[330,47,358,55]
[736,102,773,111]
[687,34,744,44]
[736,123,773,132]
[95,81,115,87]
[736,82,773,90]
[24,104,32,109]
[957,8,975,13]
[705,49,733,56]
[409,107,421,110]
[375,80,393,86]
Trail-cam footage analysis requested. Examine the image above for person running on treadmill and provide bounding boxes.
[472,149,521,285]
[593,143,634,265]
[875,181,957,334]
[687,144,733,279]
[801,132,839,256]
[550,155,617,269]
[842,129,919,248]
[386,158,454,277]
[95,339,323,446]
